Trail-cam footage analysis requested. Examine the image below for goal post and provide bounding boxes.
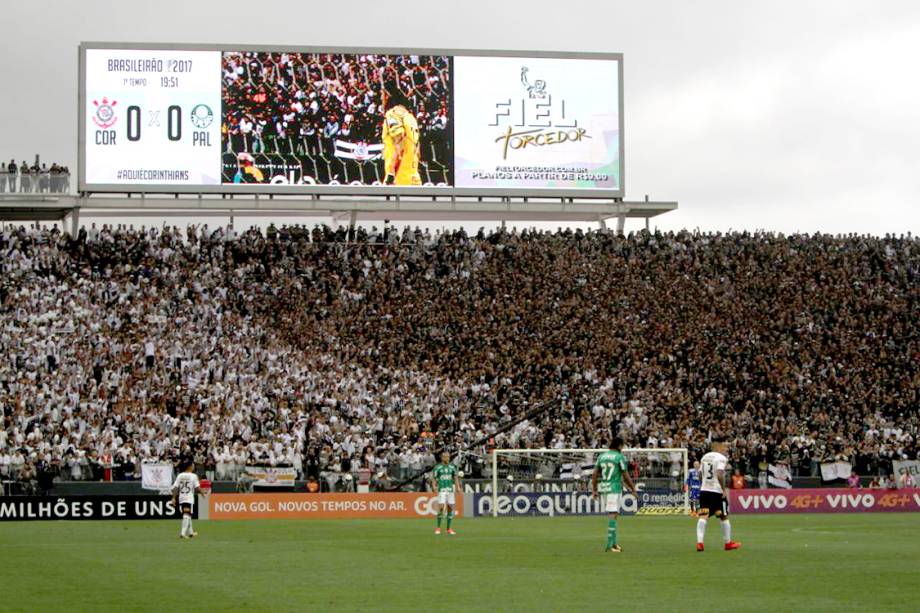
[489,448,689,517]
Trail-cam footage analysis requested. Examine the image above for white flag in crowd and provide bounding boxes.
[334,140,383,161]
[768,464,792,489]
[893,460,920,486]
[141,463,175,491]
[819,461,852,482]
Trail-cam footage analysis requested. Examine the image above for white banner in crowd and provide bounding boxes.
[334,140,383,161]
[893,460,920,484]
[245,466,298,488]
[820,461,852,482]
[141,463,175,491]
[768,464,792,489]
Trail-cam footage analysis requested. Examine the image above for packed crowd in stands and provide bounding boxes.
[0,159,71,193]
[0,222,917,493]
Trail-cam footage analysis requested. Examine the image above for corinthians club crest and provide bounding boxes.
[92,97,118,129]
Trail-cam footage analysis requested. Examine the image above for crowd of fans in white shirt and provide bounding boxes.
[0,221,916,493]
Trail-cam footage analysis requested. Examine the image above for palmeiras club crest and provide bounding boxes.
[92,97,118,129]
[190,103,214,129]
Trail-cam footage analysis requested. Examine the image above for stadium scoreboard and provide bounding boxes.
[79,43,624,198]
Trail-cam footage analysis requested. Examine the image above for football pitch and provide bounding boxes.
[0,514,916,612]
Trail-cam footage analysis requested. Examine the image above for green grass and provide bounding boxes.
[0,514,917,612]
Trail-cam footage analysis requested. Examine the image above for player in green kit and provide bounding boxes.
[591,434,637,553]
[430,451,462,535]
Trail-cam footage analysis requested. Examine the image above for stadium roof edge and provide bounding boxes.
[0,194,676,230]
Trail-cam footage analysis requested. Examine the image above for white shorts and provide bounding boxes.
[603,493,621,513]
[437,491,456,506]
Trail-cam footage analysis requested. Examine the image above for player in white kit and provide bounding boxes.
[171,460,202,540]
[696,438,742,552]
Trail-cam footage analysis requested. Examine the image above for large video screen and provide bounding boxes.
[80,45,622,197]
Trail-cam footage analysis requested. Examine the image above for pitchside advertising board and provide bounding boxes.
[205,492,464,520]
[79,44,623,198]
[476,489,686,517]
[729,488,920,514]
[3,489,919,521]
[0,496,193,521]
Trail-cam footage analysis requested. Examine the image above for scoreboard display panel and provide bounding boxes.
[84,49,222,185]
[79,43,624,198]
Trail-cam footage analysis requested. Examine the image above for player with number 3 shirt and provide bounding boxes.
[696,437,742,552]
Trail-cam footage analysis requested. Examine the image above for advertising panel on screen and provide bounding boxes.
[80,44,623,197]
[453,56,620,191]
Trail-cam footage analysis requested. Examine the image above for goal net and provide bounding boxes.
[487,448,688,517]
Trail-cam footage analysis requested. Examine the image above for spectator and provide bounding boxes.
[847,470,861,489]
[6,159,17,192]
[39,164,50,193]
[144,339,156,370]
[29,163,40,193]
[49,163,62,192]
[731,469,746,489]
[19,462,37,495]
[37,459,59,495]
[0,448,11,480]
[18,161,30,192]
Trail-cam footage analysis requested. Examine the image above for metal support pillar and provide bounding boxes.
[70,206,80,237]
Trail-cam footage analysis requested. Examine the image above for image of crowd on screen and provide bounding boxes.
[221,52,450,160]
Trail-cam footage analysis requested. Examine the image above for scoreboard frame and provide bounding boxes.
[78,42,625,199]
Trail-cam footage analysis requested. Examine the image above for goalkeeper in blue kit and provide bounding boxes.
[687,461,702,516]
[591,434,637,553]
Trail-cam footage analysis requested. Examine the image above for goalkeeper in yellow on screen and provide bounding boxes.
[381,87,422,186]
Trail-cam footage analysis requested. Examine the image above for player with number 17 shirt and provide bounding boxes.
[591,434,637,553]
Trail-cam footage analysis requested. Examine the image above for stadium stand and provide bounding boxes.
[0,223,916,492]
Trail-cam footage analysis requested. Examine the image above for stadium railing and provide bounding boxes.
[0,171,71,194]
